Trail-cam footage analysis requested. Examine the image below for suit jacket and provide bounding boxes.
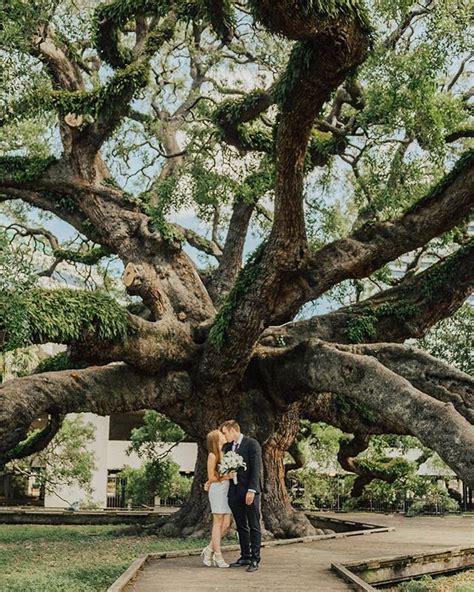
[224,435,263,495]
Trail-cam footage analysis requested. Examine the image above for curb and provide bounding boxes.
[331,545,474,591]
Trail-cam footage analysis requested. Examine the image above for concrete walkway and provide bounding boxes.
[125,513,474,591]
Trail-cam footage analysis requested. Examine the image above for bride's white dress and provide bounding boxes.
[209,480,231,514]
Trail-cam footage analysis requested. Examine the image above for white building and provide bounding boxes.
[43,411,198,509]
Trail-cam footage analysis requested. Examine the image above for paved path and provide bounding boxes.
[125,513,474,592]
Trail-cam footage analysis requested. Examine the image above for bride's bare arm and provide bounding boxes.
[207,452,221,483]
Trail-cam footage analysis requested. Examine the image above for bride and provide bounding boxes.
[201,429,234,568]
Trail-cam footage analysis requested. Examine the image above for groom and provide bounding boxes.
[220,420,263,572]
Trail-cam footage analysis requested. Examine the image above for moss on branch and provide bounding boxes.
[53,246,109,266]
[334,394,377,423]
[146,176,186,246]
[273,41,315,110]
[198,0,235,43]
[355,455,411,478]
[34,352,78,373]
[0,156,57,185]
[235,161,275,203]
[248,0,372,34]
[0,288,131,352]
[345,239,473,343]
[49,62,150,120]
[0,408,67,465]
[345,301,419,343]
[307,130,348,168]
[418,239,473,300]
[212,90,274,153]
[408,148,474,214]
[92,0,170,66]
[297,0,371,31]
[213,90,270,124]
[209,242,267,349]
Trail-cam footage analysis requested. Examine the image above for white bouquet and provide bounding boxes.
[218,451,247,485]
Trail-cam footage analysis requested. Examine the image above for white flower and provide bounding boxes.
[218,451,247,475]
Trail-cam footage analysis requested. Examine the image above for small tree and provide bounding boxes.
[118,411,190,507]
[127,410,185,461]
[119,460,181,507]
[5,416,96,505]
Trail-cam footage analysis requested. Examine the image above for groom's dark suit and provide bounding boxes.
[224,435,263,563]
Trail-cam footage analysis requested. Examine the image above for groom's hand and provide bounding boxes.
[245,491,255,505]
[204,480,210,492]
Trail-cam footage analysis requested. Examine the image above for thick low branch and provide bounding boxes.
[0,410,64,466]
[0,287,197,373]
[253,340,474,486]
[350,343,474,424]
[69,314,197,373]
[0,364,191,460]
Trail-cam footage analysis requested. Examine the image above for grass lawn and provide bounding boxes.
[388,570,474,592]
[0,523,212,591]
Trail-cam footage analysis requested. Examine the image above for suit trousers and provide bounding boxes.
[228,488,261,563]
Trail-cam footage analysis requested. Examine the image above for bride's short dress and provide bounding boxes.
[208,480,231,514]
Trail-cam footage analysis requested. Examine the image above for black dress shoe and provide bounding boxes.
[246,560,259,572]
[229,558,252,567]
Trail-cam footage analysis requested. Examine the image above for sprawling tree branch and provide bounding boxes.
[0,364,192,460]
[201,11,371,384]
[271,150,474,323]
[0,157,215,323]
[0,287,197,374]
[2,223,109,276]
[0,410,64,466]
[261,239,474,347]
[350,344,474,425]
[337,434,390,496]
[253,340,474,486]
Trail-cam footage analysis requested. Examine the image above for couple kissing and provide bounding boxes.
[202,420,262,572]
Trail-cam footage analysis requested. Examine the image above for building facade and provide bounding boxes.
[46,411,198,509]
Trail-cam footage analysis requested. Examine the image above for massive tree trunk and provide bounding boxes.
[261,405,318,537]
[160,401,320,539]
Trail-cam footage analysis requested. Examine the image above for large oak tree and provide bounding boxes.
[0,0,473,537]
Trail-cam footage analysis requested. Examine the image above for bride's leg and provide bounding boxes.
[211,514,224,554]
[220,513,231,539]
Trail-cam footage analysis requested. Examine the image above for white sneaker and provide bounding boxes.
[201,545,213,567]
[213,552,229,568]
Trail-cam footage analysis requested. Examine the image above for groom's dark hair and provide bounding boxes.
[220,419,240,432]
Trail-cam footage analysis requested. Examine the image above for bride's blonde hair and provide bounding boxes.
[207,429,223,479]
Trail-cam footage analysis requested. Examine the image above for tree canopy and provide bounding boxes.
[0,0,472,536]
